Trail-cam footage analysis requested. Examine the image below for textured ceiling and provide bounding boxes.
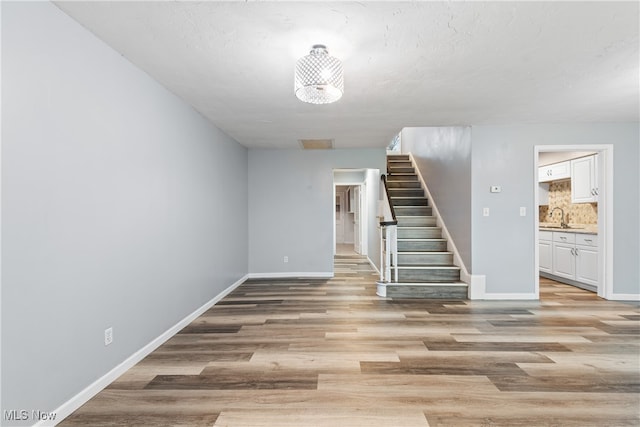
[55,1,639,149]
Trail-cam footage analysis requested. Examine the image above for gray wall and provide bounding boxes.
[400,127,473,270]
[1,2,248,422]
[471,124,639,295]
[248,149,386,275]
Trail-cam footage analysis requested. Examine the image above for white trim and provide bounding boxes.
[467,274,486,300]
[481,292,538,300]
[38,274,249,427]
[407,153,471,283]
[367,256,381,275]
[248,272,334,279]
[609,293,640,301]
[534,145,614,300]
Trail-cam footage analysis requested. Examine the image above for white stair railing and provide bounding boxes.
[379,175,398,283]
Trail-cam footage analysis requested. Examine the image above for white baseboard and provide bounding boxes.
[481,292,538,300]
[609,293,640,301]
[467,274,486,300]
[248,272,334,279]
[39,274,249,427]
[466,275,538,300]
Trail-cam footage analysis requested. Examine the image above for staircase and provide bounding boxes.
[380,154,468,299]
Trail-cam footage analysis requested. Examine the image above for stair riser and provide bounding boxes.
[387,161,412,168]
[388,167,415,174]
[396,217,437,227]
[394,206,433,216]
[397,228,442,239]
[386,181,422,189]
[397,241,447,251]
[388,189,425,198]
[387,175,418,182]
[397,253,453,266]
[391,198,428,206]
[388,155,410,161]
[386,285,468,299]
[396,268,461,283]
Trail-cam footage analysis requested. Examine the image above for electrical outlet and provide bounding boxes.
[520,207,526,216]
[283,256,289,263]
[483,207,490,217]
[104,327,113,346]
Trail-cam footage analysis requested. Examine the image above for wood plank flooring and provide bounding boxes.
[60,256,640,426]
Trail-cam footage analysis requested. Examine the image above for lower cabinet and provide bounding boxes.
[552,232,576,279]
[539,230,598,291]
[575,235,598,287]
[538,231,552,273]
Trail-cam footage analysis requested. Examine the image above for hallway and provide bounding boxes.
[60,264,640,426]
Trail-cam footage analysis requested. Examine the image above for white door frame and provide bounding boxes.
[534,145,614,299]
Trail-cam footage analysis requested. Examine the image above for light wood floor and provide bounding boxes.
[60,256,640,426]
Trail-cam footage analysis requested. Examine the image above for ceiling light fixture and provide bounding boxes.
[295,44,344,104]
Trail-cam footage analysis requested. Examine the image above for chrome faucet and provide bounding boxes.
[549,207,568,228]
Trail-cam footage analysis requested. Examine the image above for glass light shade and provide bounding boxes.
[295,45,344,104]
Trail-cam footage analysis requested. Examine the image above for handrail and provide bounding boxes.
[380,175,398,226]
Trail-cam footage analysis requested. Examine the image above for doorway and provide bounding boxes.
[334,184,364,256]
[534,145,613,299]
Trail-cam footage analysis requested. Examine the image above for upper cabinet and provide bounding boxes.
[571,154,598,203]
[538,161,570,182]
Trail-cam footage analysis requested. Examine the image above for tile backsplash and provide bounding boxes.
[539,180,598,224]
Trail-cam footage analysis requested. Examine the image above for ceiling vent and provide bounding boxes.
[299,139,334,150]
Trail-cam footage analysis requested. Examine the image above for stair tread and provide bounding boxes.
[397,238,446,241]
[394,265,460,270]
[397,251,452,254]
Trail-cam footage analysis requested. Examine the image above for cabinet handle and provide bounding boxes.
[590,189,595,196]
[575,248,579,256]
[560,237,567,240]
[584,239,592,243]
[595,188,599,195]
[570,248,575,256]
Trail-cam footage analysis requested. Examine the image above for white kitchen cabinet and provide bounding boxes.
[539,231,552,273]
[541,230,598,291]
[574,234,598,286]
[571,154,598,203]
[552,232,575,280]
[539,161,570,183]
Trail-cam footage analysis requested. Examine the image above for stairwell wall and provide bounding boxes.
[399,127,473,270]
[2,2,248,423]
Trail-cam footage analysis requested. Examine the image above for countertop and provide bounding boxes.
[539,222,597,235]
